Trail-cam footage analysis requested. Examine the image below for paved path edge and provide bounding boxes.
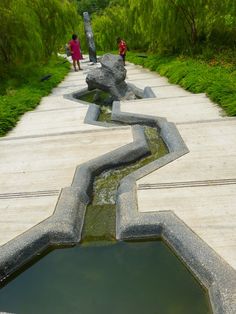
[0,84,235,313]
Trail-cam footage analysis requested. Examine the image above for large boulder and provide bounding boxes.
[86,54,136,100]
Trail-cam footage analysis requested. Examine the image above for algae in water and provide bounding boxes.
[78,91,168,242]
[92,126,168,205]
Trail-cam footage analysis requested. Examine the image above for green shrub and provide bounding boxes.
[0,56,70,136]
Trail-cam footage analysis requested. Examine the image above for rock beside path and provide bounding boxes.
[86,53,136,100]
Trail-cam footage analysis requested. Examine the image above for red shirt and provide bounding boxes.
[119,40,127,55]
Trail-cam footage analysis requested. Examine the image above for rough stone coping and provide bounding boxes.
[112,107,236,314]
[72,86,236,313]
[0,84,152,283]
[0,125,149,284]
[0,83,235,314]
[64,83,155,128]
[115,137,236,313]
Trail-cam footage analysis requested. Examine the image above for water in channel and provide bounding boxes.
[79,90,168,242]
[0,241,212,314]
[0,90,212,313]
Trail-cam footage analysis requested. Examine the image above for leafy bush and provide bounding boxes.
[0,57,70,136]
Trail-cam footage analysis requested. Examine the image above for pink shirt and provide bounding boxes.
[69,39,82,60]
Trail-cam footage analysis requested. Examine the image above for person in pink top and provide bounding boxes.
[69,34,83,71]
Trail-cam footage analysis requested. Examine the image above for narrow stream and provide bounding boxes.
[79,90,168,242]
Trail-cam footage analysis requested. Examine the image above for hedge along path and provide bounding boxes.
[0,57,71,137]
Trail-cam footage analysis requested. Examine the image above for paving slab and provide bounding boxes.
[0,56,235,285]
[123,64,236,271]
[1,128,132,188]
[0,59,133,246]
[0,196,59,245]
[36,95,80,111]
[125,64,172,87]
[151,85,194,97]
[0,126,132,245]
[126,78,170,88]
[137,119,236,270]
[6,106,100,137]
[120,96,224,123]
[126,68,195,97]
[51,84,87,96]
[126,72,161,80]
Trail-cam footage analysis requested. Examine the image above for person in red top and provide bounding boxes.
[117,37,127,66]
[69,34,83,71]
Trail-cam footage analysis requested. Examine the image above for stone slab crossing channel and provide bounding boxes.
[0,56,236,312]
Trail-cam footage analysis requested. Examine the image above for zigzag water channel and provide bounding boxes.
[0,59,235,313]
[0,83,213,314]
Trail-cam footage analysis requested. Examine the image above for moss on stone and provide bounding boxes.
[82,204,116,243]
[97,106,112,122]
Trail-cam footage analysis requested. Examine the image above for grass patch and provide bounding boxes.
[0,56,71,136]
[126,52,236,116]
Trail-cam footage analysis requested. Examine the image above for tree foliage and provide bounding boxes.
[77,0,111,15]
[0,0,42,66]
[0,0,79,77]
[79,0,236,53]
[1,0,236,76]
[30,0,79,58]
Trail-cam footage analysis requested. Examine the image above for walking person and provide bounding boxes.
[117,37,127,66]
[69,34,83,71]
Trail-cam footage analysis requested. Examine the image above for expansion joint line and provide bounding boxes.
[138,178,236,190]
[0,190,60,199]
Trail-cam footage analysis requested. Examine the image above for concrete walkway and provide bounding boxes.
[0,58,235,276]
[0,59,133,245]
[123,63,236,271]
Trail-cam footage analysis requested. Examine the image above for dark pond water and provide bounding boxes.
[0,241,211,314]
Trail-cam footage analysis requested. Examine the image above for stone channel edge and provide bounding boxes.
[0,84,235,314]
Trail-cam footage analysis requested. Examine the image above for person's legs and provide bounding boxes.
[77,60,82,70]
[123,54,126,66]
[72,59,77,71]
[120,54,126,66]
